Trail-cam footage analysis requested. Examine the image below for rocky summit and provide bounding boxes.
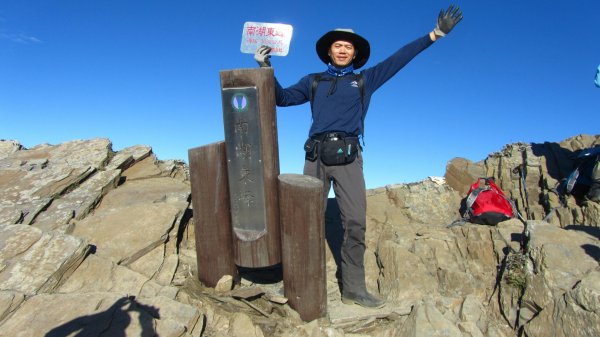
[0,135,598,337]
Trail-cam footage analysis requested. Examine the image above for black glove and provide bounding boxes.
[254,45,272,67]
[434,4,463,37]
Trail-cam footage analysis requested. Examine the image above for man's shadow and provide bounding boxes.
[564,225,600,264]
[44,296,160,337]
[325,198,344,286]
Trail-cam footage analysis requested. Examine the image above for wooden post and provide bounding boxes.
[278,174,326,321]
[220,68,281,268]
[188,142,237,287]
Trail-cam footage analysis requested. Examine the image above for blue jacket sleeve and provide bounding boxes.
[274,75,311,107]
[595,65,600,88]
[362,35,434,93]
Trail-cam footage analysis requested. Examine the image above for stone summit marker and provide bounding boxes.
[189,23,330,321]
[218,68,282,269]
[222,86,268,242]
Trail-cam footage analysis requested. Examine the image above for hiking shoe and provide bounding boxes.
[341,291,385,308]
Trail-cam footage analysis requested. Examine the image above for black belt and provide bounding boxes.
[311,131,356,142]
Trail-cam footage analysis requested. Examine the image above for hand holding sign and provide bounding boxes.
[254,45,272,67]
[241,22,293,57]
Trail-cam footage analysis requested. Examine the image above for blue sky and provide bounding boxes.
[1,1,598,189]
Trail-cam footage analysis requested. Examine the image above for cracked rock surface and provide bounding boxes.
[0,135,598,337]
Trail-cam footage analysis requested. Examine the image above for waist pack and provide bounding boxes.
[304,132,360,166]
[465,178,516,226]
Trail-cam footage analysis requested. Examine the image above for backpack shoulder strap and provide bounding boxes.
[354,72,366,141]
[309,72,328,112]
[356,72,364,109]
[466,186,488,209]
[311,73,322,102]
[309,72,364,109]
[309,72,367,139]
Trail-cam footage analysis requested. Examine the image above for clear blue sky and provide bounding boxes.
[1,1,598,189]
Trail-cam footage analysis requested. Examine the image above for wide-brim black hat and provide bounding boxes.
[316,29,370,69]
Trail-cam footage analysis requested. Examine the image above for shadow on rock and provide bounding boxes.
[531,142,576,183]
[564,224,600,239]
[565,225,600,263]
[44,296,160,337]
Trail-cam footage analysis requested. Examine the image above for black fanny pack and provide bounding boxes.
[304,132,360,166]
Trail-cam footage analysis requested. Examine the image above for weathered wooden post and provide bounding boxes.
[278,174,326,321]
[220,68,281,268]
[189,41,327,319]
[188,142,237,287]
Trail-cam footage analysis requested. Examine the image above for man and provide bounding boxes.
[255,5,462,308]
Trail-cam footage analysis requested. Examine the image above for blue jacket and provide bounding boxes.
[595,65,600,88]
[274,34,434,137]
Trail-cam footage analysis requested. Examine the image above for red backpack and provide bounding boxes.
[465,178,516,225]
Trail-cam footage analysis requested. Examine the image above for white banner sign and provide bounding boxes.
[240,22,293,56]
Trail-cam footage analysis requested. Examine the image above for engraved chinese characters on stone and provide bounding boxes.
[222,87,267,241]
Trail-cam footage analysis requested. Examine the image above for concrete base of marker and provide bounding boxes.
[278,174,326,321]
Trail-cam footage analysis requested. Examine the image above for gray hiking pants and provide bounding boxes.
[303,151,367,294]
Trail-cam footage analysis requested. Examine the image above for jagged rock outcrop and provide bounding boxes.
[0,135,598,337]
[445,134,600,227]
[443,134,600,336]
[0,138,200,337]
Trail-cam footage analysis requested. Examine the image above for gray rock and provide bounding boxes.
[0,290,25,323]
[105,144,152,171]
[0,138,112,226]
[0,135,598,337]
[32,169,122,231]
[229,312,265,337]
[69,176,190,266]
[0,224,89,295]
[57,253,178,299]
[0,140,22,160]
[516,222,599,336]
[445,134,600,228]
[399,299,463,337]
[459,322,485,337]
[445,157,485,195]
[0,292,202,337]
[460,294,484,323]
